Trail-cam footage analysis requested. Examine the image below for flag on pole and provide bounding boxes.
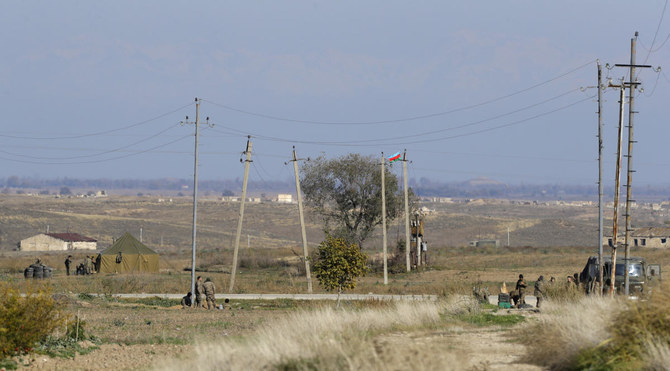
[388,152,401,163]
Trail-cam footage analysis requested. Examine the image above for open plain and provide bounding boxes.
[2,194,670,369]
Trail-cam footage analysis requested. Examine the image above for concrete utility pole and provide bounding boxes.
[415,212,420,269]
[290,146,312,293]
[597,61,604,296]
[229,136,252,293]
[610,82,626,298]
[614,32,652,295]
[180,98,211,303]
[381,153,388,285]
[402,150,411,272]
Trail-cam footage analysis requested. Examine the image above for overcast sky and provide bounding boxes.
[1,1,669,187]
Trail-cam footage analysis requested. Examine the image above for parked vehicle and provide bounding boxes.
[579,255,661,295]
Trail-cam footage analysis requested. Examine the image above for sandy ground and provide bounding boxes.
[13,343,192,370]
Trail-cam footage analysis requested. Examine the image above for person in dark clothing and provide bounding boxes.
[516,274,527,308]
[181,292,192,308]
[65,255,73,276]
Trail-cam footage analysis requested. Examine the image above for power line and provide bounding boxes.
[208,88,580,145]
[0,102,194,140]
[644,0,669,63]
[0,134,192,165]
[0,124,180,160]
[210,95,594,147]
[200,59,595,125]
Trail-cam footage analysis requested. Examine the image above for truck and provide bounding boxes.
[579,255,661,295]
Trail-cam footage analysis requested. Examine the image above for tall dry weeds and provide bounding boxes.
[161,298,475,370]
[518,295,624,369]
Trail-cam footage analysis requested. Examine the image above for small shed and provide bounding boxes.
[98,233,159,273]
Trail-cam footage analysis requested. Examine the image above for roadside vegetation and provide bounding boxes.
[162,296,524,371]
[519,281,670,370]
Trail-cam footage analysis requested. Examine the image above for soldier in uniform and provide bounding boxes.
[65,255,72,276]
[534,275,545,308]
[516,274,527,308]
[83,256,92,275]
[195,276,204,308]
[203,277,216,310]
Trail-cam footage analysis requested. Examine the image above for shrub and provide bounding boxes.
[312,235,368,306]
[0,283,66,358]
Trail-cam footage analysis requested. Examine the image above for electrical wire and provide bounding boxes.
[206,88,583,146]
[0,102,194,140]
[0,134,192,165]
[210,95,594,147]
[200,59,595,125]
[0,124,180,160]
[644,0,669,63]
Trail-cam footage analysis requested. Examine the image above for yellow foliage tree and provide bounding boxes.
[313,235,369,307]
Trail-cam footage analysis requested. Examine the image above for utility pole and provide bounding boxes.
[415,212,420,269]
[597,61,604,296]
[229,136,252,293]
[381,153,388,285]
[290,146,313,293]
[610,81,626,298]
[402,150,411,272]
[614,32,652,295]
[180,97,211,303]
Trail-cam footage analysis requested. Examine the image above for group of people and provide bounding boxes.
[64,254,97,275]
[182,276,218,310]
[511,274,547,308]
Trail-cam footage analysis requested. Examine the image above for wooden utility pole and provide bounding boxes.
[229,136,252,293]
[290,146,312,293]
[402,150,411,272]
[180,97,211,302]
[597,61,604,295]
[614,32,652,295]
[381,153,388,285]
[610,82,626,297]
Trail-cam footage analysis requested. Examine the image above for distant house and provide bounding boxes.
[469,239,500,248]
[276,194,293,203]
[20,233,97,251]
[604,227,670,248]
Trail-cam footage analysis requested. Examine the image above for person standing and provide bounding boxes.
[83,256,92,275]
[194,276,204,308]
[534,275,545,308]
[516,274,527,308]
[203,277,216,310]
[65,255,72,276]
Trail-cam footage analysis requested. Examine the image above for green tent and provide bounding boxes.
[98,232,159,273]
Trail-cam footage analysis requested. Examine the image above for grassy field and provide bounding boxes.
[3,194,670,369]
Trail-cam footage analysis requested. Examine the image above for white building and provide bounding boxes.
[20,233,97,251]
[276,194,294,203]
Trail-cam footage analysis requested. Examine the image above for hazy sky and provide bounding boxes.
[1,1,669,187]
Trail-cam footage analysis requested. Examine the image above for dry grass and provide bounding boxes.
[520,283,670,370]
[518,295,623,369]
[161,297,482,370]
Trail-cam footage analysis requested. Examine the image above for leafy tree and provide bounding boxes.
[59,186,72,195]
[301,153,401,248]
[312,235,368,307]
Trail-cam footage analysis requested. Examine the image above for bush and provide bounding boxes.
[0,283,66,358]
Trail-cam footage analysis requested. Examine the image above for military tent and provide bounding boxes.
[98,232,159,273]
